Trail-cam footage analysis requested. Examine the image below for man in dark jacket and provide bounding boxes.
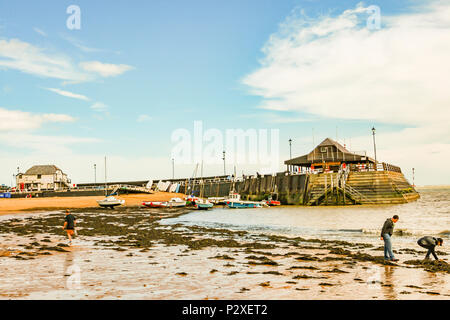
[417,236,443,261]
[62,209,77,246]
[380,215,399,261]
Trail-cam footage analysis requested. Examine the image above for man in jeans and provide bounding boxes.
[380,215,399,261]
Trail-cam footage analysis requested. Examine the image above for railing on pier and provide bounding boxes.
[347,162,401,173]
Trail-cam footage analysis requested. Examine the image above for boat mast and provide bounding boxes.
[104,156,107,197]
[189,163,199,196]
[231,165,237,193]
[200,161,204,198]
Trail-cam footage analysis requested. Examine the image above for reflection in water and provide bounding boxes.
[63,250,81,290]
[63,250,74,277]
[421,269,445,289]
[382,265,397,299]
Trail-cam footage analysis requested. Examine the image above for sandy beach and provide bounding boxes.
[0,193,186,215]
[0,205,448,300]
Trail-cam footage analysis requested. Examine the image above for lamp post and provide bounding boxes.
[289,139,292,159]
[172,158,175,180]
[94,164,97,184]
[372,127,377,171]
[412,168,415,187]
[222,151,226,176]
[288,138,293,174]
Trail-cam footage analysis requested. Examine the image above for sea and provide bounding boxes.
[161,187,450,247]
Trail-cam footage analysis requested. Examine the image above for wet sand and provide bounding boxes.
[0,207,448,300]
[0,192,185,215]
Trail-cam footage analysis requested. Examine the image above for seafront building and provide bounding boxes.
[285,138,380,173]
[16,165,71,192]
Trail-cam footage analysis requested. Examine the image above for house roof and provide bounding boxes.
[285,138,375,166]
[24,165,62,175]
[317,137,349,154]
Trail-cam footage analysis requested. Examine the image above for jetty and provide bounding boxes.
[164,138,419,206]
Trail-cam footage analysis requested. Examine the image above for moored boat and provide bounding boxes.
[225,201,263,209]
[264,199,281,206]
[97,196,125,209]
[186,195,214,210]
[195,202,214,210]
[224,192,264,209]
[262,195,281,206]
[142,197,186,208]
[208,197,226,205]
[193,198,214,210]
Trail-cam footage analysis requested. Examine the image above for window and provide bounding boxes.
[320,147,328,153]
[37,174,42,179]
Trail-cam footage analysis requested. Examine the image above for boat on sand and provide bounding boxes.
[97,196,125,209]
[142,197,186,208]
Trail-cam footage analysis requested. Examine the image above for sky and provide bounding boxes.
[0,0,449,186]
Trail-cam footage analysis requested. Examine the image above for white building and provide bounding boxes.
[16,165,71,192]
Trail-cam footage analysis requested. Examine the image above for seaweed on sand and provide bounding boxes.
[404,260,450,273]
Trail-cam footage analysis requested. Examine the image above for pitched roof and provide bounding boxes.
[285,138,374,165]
[24,165,62,175]
[317,138,349,154]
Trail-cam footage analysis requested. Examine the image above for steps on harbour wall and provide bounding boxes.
[346,171,420,205]
[306,173,339,205]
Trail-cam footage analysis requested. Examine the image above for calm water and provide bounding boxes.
[162,188,450,246]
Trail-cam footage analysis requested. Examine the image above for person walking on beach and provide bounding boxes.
[380,215,399,262]
[417,236,443,261]
[62,209,77,246]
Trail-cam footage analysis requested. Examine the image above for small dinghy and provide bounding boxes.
[188,197,214,210]
[186,195,214,210]
[142,197,186,208]
[97,196,125,209]
[97,157,125,209]
[262,195,281,206]
[263,199,281,206]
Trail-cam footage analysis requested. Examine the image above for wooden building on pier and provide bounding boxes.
[285,138,377,173]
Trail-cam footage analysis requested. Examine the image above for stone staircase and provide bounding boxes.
[306,173,347,205]
[305,170,419,206]
[345,171,420,205]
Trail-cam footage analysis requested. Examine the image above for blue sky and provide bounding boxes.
[1,0,449,185]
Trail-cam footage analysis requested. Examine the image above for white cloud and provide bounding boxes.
[61,34,102,53]
[90,102,110,120]
[0,107,75,131]
[0,132,100,154]
[45,87,90,101]
[240,112,315,123]
[137,114,152,122]
[243,2,450,126]
[243,1,450,185]
[79,61,134,77]
[33,27,47,37]
[90,102,109,112]
[0,39,90,82]
[0,38,133,82]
